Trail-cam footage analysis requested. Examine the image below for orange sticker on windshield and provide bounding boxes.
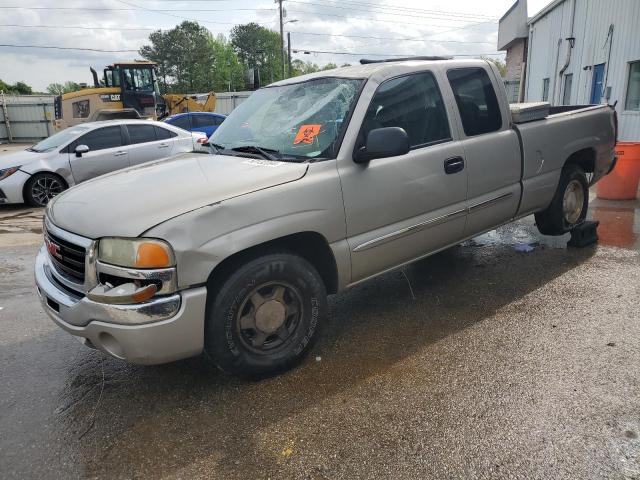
[294,124,321,144]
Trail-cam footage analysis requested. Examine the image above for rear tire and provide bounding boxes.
[535,164,588,236]
[204,252,327,378]
[24,172,67,207]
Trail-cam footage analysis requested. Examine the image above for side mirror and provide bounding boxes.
[75,144,90,158]
[354,127,410,163]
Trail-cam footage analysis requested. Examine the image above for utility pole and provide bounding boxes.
[287,32,292,77]
[278,0,285,79]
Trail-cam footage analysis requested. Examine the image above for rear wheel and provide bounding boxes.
[535,164,588,235]
[24,173,67,207]
[204,252,326,378]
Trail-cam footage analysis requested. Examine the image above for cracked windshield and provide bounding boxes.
[209,77,363,160]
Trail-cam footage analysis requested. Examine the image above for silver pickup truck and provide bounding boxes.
[35,58,616,377]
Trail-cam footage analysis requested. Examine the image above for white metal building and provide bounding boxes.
[500,0,640,141]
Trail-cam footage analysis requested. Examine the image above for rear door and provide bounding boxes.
[339,70,468,282]
[125,123,174,166]
[445,66,521,237]
[69,125,129,182]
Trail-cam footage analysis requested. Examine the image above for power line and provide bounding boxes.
[0,6,276,12]
[0,24,155,31]
[0,44,138,53]
[285,0,497,23]
[306,0,497,20]
[288,31,494,44]
[291,48,502,57]
[284,8,496,29]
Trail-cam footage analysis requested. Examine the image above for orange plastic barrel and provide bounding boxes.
[596,142,640,200]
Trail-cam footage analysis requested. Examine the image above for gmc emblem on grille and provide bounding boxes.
[45,237,62,260]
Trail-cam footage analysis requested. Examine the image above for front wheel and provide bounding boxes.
[535,164,589,236]
[24,172,67,207]
[204,252,327,378]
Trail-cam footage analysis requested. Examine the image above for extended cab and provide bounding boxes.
[35,58,616,377]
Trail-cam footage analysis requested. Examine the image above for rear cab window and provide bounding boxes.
[447,67,502,136]
[358,71,452,150]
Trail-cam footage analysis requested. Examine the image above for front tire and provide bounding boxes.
[24,172,67,207]
[535,164,589,236]
[204,252,327,378]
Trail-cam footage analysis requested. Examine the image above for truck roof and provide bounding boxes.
[271,58,493,87]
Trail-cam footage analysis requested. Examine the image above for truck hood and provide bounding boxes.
[0,149,42,170]
[48,153,309,238]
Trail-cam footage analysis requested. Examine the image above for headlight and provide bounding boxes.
[98,238,175,269]
[0,166,20,181]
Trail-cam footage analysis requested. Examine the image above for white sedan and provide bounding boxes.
[0,119,208,207]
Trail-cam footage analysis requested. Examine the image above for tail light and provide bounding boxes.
[196,137,208,144]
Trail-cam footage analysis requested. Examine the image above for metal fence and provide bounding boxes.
[0,93,55,143]
[214,91,252,115]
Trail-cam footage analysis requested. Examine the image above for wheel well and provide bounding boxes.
[564,148,595,173]
[206,232,339,296]
[22,171,68,199]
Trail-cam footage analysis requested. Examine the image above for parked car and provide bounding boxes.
[164,112,226,138]
[35,58,616,377]
[0,120,207,207]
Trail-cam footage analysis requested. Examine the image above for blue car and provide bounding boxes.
[163,112,226,138]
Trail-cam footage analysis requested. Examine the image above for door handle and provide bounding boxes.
[444,156,465,174]
[114,151,127,157]
[158,143,170,148]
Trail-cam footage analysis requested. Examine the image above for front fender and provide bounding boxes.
[20,156,74,187]
[144,162,350,290]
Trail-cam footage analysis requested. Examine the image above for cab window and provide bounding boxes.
[359,71,451,149]
[447,67,502,136]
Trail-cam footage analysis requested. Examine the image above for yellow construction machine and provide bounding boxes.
[54,61,216,130]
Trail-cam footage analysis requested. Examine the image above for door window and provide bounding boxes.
[127,124,157,144]
[542,78,550,101]
[447,67,503,136]
[76,126,123,151]
[170,116,192,130]
[193,115,218,128]
[359,71,451,149]
[155,126,178,140]
[624,61,640,111]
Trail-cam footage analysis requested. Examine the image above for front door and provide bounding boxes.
[339,71,468,283]
[445,66,521,237]
[69,125,129,183]
[591,63,606,104]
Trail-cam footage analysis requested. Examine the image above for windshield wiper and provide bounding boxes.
[230,145,280,161]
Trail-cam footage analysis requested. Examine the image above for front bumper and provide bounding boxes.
[0,170,30,204]
[35,246,207,365]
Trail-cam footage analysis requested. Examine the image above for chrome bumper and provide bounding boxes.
[35,246,207,364]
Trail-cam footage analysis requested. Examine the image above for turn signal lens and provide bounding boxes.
[135,242,171,268]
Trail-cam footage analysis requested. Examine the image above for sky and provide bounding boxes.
[0,0,551,92]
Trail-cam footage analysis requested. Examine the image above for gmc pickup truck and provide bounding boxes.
[35,58,616,377]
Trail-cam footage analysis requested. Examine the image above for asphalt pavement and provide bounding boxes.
[0,198,639,479]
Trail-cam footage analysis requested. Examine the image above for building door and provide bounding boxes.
[591,64,605,104]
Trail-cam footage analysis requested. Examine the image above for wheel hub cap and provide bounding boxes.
[255,300,286,333]
[562,180,584,225]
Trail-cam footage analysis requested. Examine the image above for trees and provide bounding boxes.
[230,23,283,86]
[0,79,33,94]
[139,21,244,93]
[483,57,507,77]
[46,82,81,96]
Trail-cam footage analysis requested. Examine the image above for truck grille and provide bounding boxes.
[45,229,87,283]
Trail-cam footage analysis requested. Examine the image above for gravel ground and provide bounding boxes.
[0,200,639,480]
